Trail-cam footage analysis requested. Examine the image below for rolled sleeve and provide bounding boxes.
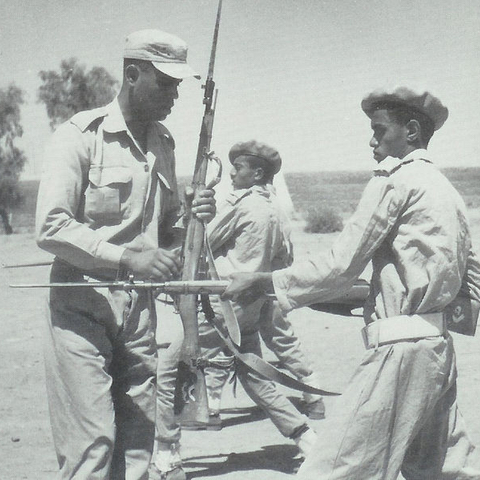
[273,177,400,311]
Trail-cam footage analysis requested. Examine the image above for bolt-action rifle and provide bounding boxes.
[173,0,224,424]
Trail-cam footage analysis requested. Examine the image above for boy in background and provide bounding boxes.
[152,141,322,479]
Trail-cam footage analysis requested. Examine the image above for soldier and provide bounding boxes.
[198,140,318,451]
[152,141,321,479]
[200,150,326,425]
[36,29,215,479]
[223,87,480,479]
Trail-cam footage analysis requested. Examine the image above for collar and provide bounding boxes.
[373,149,431,176]
[227,185,270,205]
[102,98,129,134]
[102,98,167,158]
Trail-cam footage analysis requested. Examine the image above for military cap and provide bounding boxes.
[229,140,282,175]
[361,86,448,131]
[124,29,200,80]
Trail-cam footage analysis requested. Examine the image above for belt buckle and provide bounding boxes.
[362,322,381,350]
[361,325,370,349]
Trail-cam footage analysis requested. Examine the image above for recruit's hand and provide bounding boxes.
[120,248,182,281]
[185,187,216,223]
[221,272,274,303]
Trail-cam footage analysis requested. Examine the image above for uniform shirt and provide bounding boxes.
[207,184,292,333]
[36,99,180,275]
[273,149,480,321]
[208,184,292,278]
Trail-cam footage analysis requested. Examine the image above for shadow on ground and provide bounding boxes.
[184,444,302,478]
[214,396,314,429]
[219,405,267,428]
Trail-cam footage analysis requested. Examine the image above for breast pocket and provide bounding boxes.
[85,166,132,223]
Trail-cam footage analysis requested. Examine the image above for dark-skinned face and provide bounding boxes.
[129,64,182,121]
[230,157,261,190]
[369,109,410,162]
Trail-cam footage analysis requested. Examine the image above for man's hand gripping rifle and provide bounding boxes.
[173,0,224,425]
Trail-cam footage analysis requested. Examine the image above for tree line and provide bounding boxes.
[0,58,118,234]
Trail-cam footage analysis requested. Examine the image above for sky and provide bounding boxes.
[1,0,479,178]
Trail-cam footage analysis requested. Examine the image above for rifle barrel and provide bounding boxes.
[10,280,229,295]
[3,260,53,268]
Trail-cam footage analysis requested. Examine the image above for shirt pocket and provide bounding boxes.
[85,166,132,223]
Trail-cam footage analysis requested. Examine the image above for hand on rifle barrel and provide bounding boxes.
[120,248,182,281]
[222,272,274,303]
[185,187,216,223]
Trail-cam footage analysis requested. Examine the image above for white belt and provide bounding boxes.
[362,313,446,350]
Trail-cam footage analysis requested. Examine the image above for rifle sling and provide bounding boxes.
[204,229,241,345]
[200,294,341,397]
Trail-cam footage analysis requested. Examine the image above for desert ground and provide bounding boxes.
[1,206,480,479]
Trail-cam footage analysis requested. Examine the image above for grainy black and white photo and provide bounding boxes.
[0,1,479,479]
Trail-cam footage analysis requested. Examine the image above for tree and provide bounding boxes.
[0,84,27,234]
[38,57,119,130]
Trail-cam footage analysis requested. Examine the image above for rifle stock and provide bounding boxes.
[174,0,223,424]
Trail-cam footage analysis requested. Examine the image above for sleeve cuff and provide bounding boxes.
[93,241,126,269]
[272,269,295,313]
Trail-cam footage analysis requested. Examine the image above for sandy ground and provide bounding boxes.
[1,212,480,479]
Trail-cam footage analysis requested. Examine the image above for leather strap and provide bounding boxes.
[203,226,241,346]
[201,294,340,397]
[201,224,339,396]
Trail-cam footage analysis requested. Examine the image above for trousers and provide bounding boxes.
[43,263,157,480]
[155,301,185,447]
[154,298,310,445]
[198,297,309,438]
[203,299,323,412]
[259,300,321,403]
[296,335,480,480]
[259,300,314,378]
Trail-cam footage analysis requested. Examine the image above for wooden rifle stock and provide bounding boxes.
[174,0,223,424]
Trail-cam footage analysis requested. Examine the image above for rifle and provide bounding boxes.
[3,260,53,268]
[174,0,223,424]
[10,279,229,294]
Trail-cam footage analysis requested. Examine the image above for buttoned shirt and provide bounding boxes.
[273,149,480,321]
[207,184,292,332]
[208,184,292,279]
[36,99,180,275]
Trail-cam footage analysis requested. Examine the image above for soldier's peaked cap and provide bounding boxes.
[361,86,448,131]
[124,29,200,80]
[229,140,282,175]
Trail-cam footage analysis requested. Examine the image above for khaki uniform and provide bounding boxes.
[36,99,180,479]
[272,150,480,479]
[200,185,310,436]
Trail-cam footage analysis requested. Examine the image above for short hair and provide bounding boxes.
[244,156,275,184]
[372,101,435,145]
